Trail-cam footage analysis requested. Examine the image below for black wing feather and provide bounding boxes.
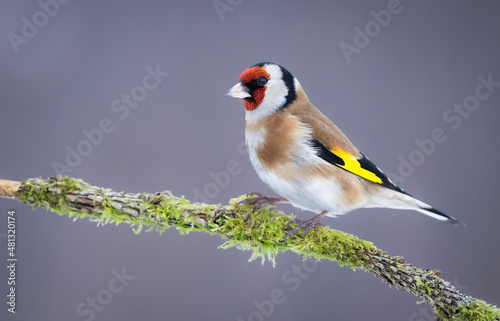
[310,139,411,196]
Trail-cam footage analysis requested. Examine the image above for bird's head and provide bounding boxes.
[226,62,298,119]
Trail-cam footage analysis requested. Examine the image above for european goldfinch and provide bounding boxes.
[226,62,459,238]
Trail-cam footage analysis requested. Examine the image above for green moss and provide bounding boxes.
[409,279,500,321]
[222,196,378,268]
[218,199,291,266]
[16,176,86,218]
[413,275,436,297]
[16,178,380,268]
[13,176,500,320]
[438,298,500,321]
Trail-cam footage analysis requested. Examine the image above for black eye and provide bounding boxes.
[256,76,268,87]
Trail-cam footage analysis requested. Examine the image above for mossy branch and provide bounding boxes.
[0,176,498,320]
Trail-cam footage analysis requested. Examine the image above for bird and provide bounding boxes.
[225,62,459,239]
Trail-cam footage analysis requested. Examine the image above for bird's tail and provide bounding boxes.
[367,189,460,226]
[412,198,460,226]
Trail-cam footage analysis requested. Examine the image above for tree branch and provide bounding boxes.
[1,176,498,320]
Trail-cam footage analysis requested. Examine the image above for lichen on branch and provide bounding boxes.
[1,176,499,321]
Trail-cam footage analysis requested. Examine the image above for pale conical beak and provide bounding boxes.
[225,82,251,98]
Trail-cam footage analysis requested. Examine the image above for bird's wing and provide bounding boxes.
[295,111,410,196]
[310,139,410,195]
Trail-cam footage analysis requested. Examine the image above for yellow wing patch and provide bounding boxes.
[331,149,383,184]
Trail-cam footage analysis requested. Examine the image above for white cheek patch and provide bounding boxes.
[245,64,289,124]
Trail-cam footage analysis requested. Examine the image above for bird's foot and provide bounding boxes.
[284,211,328,241]
[237,192,288,211]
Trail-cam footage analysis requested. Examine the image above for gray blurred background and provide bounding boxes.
[1,1,499,320]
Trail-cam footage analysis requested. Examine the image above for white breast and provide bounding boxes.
[245,123,357,215]
[245,127,266,174]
